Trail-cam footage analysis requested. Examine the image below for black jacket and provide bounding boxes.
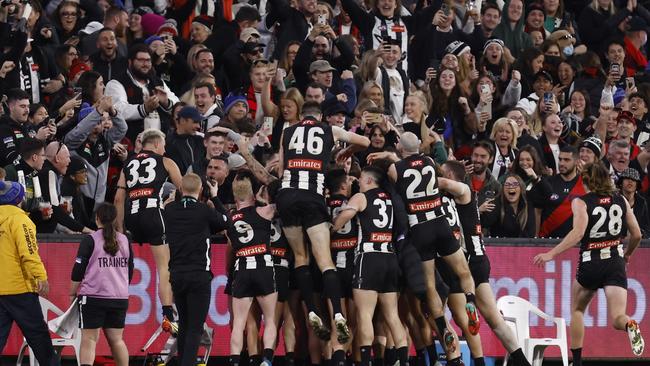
[89,52,128,83]
[292,37,355,93]
[0,116,37,167]
[631,192,650,238]
[266,0,335,60]
[165,132,206,174]
[577,5,630,54]
[483,198,536,238]
[164,196,229,274]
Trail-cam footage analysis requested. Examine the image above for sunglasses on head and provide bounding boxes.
[252,58,269,66]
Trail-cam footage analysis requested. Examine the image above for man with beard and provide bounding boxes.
[0,89,53,167]
[292,23,354,91]
[105,44,179,144]
[89,28,128,82]
[537,146,586,238]
[469,141,502,215]
[82,7,129,58]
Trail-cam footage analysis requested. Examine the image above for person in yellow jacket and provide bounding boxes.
[0,180,58,366]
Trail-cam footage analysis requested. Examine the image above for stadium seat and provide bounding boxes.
[497,295,568,366]
[16,297,81,366]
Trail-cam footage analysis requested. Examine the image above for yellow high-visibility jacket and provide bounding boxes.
[0,205,47,295]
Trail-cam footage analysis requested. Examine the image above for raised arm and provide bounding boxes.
[438,177,471,204]
[237,137,278,185]
[332,192,366,232]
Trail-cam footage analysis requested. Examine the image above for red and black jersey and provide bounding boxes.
[123,150,169,215]
[456,192,485,258]
[270,217,291,268]
[227,206,273,270]
[538,175,586,238]
[328,193,358,269]
[394,154,444,227]
[580,193,628,263]
[357,188,394,254]
[280,119,335,196]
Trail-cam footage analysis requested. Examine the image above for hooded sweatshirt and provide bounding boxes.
[492,0,533,59]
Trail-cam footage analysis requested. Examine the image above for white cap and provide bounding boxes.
[79,21,103,35]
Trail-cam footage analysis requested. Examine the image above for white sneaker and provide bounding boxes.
[627,320,645,356]
[334,313,351,344]
[308,311,330,340]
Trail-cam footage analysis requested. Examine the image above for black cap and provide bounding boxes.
[67,156,87,176]
[177,106,204,123]
[321,97,347,117]
[628,17,650,33]
[534,70,554,83]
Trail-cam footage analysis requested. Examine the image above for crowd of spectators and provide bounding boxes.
[3,0,650,239]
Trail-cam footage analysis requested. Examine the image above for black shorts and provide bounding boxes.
[437,255,491,294]
[125,208,166,245]
[396,239,427,297]
[353,253,400,293]
[577,257,627,290]
[276,189,329,229]
[275,266,290,302]
[410,218,460,261]
[232,267,277,298]
[78,296,128,329]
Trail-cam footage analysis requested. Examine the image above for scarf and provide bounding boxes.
[491,144,516,179]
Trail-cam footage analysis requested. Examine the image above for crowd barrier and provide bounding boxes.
[2,236,649,360]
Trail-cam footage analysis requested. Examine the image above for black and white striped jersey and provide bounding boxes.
[456,192,485,257]
[281,119,335,196]
[328,193,359,269]
[356,188,394,254]
[123,150,168,215]
[442,195,463,245]
[270,217,291,268]
[394,154,445,227]
[580,193,627,263]
[227,206,273,270]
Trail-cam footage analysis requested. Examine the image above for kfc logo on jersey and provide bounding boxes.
[599,197,612,205]
[409,160,424,167]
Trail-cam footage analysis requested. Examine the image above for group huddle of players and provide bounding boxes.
[218,108,531,366]
[119,104,644,366]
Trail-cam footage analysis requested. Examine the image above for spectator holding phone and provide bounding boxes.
[64,97,127,208]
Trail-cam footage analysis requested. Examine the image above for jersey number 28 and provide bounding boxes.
[590,204,623,238]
